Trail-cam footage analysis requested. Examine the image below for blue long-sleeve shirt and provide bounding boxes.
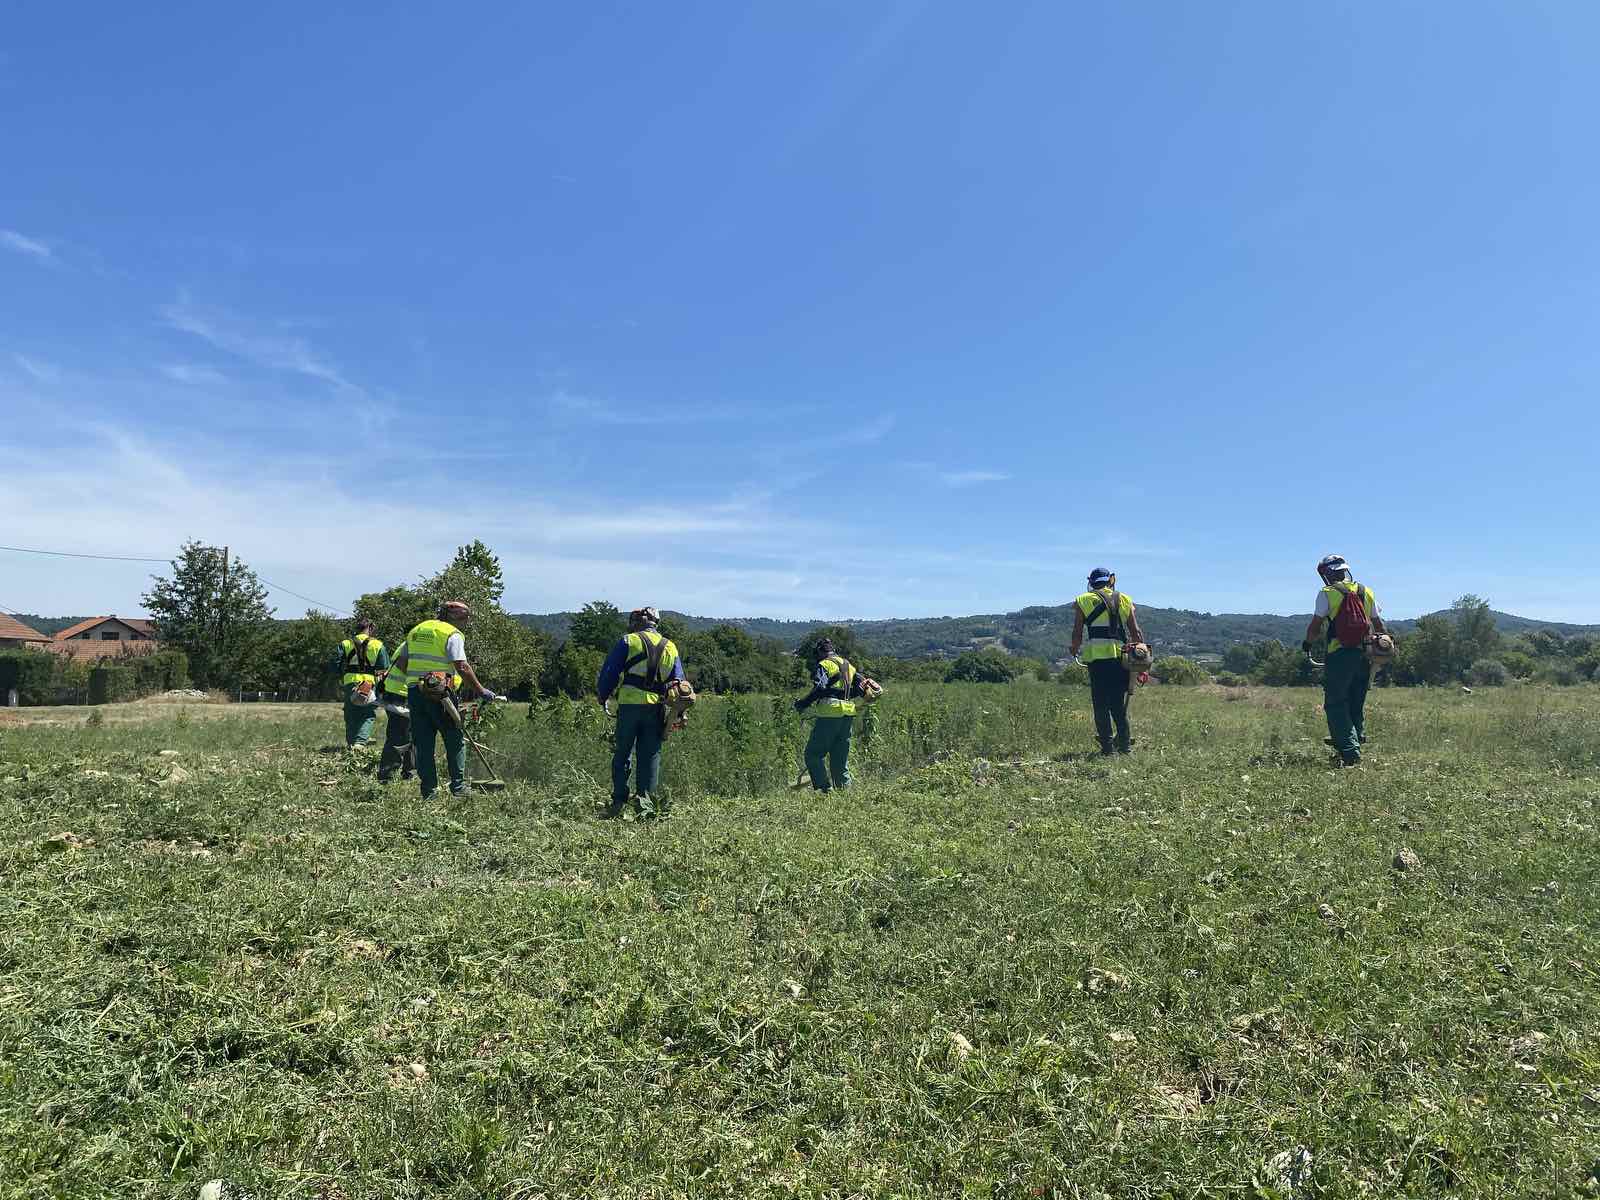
[596,633,685,702]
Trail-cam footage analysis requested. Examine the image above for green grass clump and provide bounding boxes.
[0,684,1596,1197]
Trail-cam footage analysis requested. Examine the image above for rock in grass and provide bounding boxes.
[1316,903,1337,921]
[198,1182,225,1200]
[158,765,191,789]
[947,1031,975,1060]
[1392,847,1421,871]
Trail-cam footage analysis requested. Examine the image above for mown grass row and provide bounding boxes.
[0,685,1596,1197]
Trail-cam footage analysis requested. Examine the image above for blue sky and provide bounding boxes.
[4,2,1598,623]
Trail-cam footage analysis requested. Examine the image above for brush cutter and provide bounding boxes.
[457,696,507,791]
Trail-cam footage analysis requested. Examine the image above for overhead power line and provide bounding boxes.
[0,543,169,563]
[1,543,351,617]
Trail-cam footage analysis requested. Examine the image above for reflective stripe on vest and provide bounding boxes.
[404,619,462,686]
[1077,589,1132,663]
[815,654,858,716]
[340,636,384,685]
[1324,583,1376,653]
[616,630,678,706]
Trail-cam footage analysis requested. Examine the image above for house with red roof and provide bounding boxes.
[0,614,52,649]
[49,615,163,661]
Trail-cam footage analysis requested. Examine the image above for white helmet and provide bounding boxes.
[1317,554,1350,584]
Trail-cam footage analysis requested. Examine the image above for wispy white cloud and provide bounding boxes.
[159,363,229,386]
[11,353,59,383]
[547,388,762,427]
[940,469,1010,487]
[0,229,54,263]
[160,296,357,392]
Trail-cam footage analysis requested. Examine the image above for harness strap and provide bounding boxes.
[822,654,854,699]
[622,632,669,695]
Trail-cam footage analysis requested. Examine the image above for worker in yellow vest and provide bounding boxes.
[1068,567,1146,755]
[331,619,388,747]
[390,601,494,799]
[793,637,869,791]
[1304,554,1387,766]
[596,606,685,819]
[374,656,414,784]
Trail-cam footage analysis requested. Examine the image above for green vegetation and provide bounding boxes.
[1,684,1596,1196]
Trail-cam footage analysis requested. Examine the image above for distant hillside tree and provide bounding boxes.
[569,601,626,654]
[142,540,275,689]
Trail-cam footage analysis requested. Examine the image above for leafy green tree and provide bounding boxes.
[422,546,542,695]
[1451,595,1499,668]
[354,585,432,648]
[142,541,275,689]
[1222,644,1256,675]
[542,640,604,699]
[1467,658,1508,687]
[944,649,1020,684]
[248,610,344,697]
[569,601,626,654]
[1388,615,1457,685]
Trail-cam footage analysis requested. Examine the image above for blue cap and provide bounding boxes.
[1088,567,1113,585]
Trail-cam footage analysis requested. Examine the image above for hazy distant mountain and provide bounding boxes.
[514,605,1598,661]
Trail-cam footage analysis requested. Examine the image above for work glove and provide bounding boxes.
[1300,640,1312,654]
[479,689,499,702]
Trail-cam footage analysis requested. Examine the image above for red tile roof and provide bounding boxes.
[52,615,159,642]
[0,614,50,642]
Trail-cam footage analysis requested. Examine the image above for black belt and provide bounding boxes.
[1087,630,1121,640]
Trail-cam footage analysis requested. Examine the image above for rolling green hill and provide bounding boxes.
[515,604,1598,661]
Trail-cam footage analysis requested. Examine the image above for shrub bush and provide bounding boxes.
[1214,671,1248,688]
[89,665,137,705]
[1152,655,1208,686]
[1056,661,1089,687]
[1468,658,1509,687]
[0,651,55,705]
[944,650,1021,684]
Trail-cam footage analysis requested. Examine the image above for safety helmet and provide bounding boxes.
[628,606,659,631]
[1088,567,1114,587]
[439,599,471,619]
[1316,555,1349,584]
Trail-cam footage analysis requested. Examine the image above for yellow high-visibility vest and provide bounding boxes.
[339,636,385,686]
[616,630,679,706]
[815,654,858,717]
[403,619,462,686]
[1076,589,1133,663]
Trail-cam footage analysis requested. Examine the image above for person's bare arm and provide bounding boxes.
[454,659,485,697]
[1127,604,1144,646]
[1068,609,1086,658]
[1304,617,1325,649]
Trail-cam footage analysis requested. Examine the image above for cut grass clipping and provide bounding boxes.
[1,683,1597,1197]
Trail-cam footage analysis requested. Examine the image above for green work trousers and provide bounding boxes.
[377,699,414,782]
[1323,647,1371,763]
[342,683,377,747]
[611,703,664,815]
[1087,659,1131,752]
[409,686,467,798]
[805,715,854,791]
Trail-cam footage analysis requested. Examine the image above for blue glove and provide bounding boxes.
[480,689,499,702]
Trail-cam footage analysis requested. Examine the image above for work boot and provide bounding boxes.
[1098,741,1114,758]
[1339,752,1361,768]
[599,800,627,820]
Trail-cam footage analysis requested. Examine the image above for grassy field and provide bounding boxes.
[1,683,1597,1198]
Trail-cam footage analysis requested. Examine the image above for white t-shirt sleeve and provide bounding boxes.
[445,632,465,662]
